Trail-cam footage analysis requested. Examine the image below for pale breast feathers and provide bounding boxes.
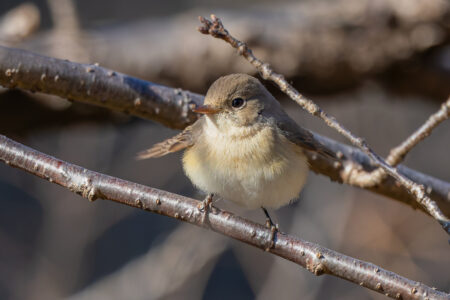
[182,116,309,209]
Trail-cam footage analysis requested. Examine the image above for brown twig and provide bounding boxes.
[343,96,450,187]
[0,134,448,299]
[0,45,449,217]
[197,14,450,236]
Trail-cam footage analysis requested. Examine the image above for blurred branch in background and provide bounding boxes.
[0,2,449,297]
[343,96,450,187]
[197,14,450,235]
[68,225,228,300]
[0,3,40,46]
[0,134,448,299]
[46,0,89,62]
[1,0,449,135]
[1,46,449,218]
[11,0,450,99]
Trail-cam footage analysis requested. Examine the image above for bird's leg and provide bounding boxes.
[262,207,277,229]
[198,193,214,223]
[262,207,278,251]
[200,193,214,211]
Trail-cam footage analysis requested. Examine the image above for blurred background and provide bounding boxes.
[0,0,449,299]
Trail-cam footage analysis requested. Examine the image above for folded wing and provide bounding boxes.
[137,121,200,159]
[276,115,336,160]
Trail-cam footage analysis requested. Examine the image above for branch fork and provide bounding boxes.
[198,14,450,236]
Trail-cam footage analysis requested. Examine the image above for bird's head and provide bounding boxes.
[193,74,281,128]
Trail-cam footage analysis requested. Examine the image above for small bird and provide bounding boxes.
[138,74,333,224]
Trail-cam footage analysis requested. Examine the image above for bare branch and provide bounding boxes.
[343,96,450,187]
[0,45,202,129]
[0,134,448,299]
[15,0,450,97]
[0,45,449,217]
[197,15,450,236]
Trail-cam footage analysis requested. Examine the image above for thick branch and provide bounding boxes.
[197,15,450,236]
[0,134,448,299]
[309,134,450,215]
[0,45,449,217]
[0,45,202,129]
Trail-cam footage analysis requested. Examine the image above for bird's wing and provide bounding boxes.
[276,116,336,159]
[137,120,201,159]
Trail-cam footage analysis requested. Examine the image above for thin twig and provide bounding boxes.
[0,134,447,299]
[0,45,449,216]
[343,96,450,187]
[197,14,450,236]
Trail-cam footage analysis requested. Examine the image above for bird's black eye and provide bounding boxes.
[231,97,245,108]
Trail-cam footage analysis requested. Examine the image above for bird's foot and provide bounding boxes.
[198,193,214,223]
[262,207,278,251]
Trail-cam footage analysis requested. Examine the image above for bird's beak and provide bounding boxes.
[192,104,220,114]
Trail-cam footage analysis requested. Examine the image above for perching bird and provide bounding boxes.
[138,74,333,223]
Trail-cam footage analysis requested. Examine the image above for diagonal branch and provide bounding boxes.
[343,96,450,187]
[0,45,449,217]
[0,134,448,299]
[197,15,450,236]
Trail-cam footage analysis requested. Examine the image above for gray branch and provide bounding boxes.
[0,134,448,299]
[0,45,202,129]
[0,45,449,217]
[197,14,450,234]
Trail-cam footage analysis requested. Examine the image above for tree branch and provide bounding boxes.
[0,45,202,129]
[343,96,450,187]
[197,15,450,236]
[15,0,450,98]
[0,45,449,218]
[0,134,448,299]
